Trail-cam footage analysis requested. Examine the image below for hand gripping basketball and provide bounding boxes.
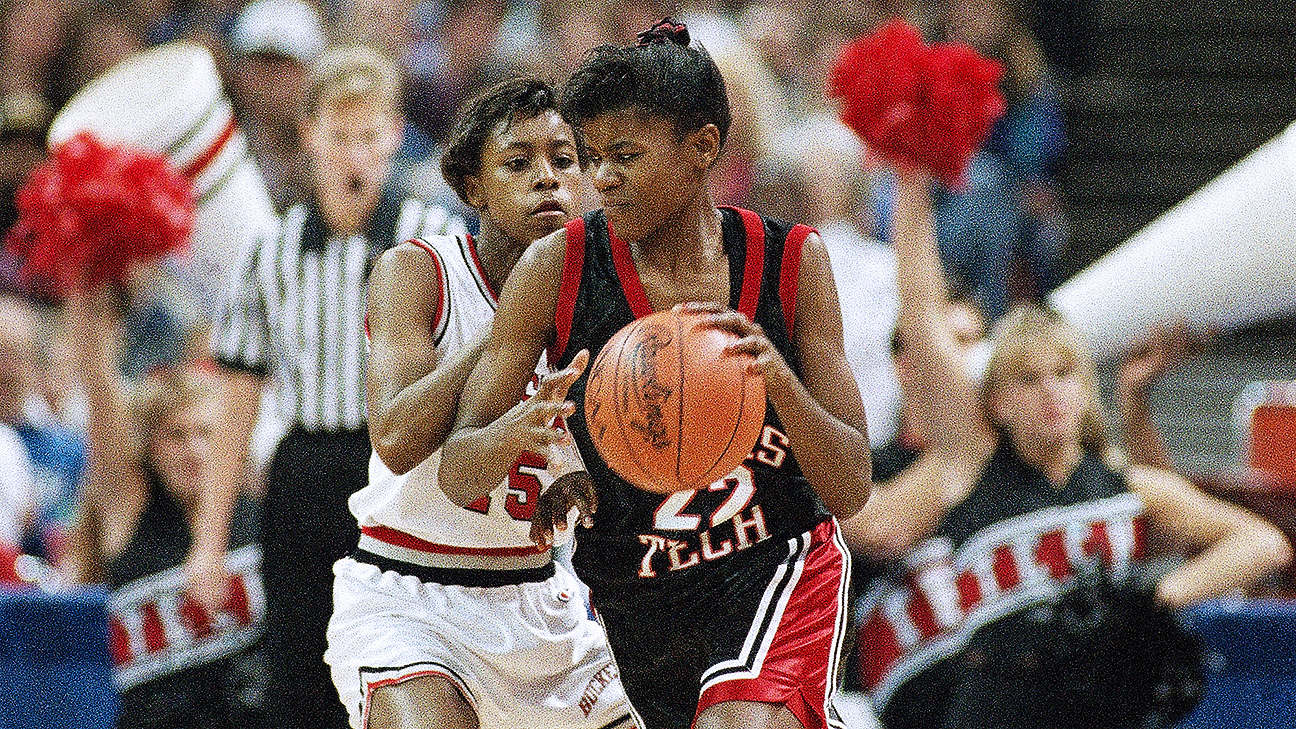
[584,304,767,494]
[681,301,786,377]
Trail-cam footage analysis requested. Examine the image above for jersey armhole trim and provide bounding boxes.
[551,218,586,363]
[780,225,814,335]
[729,207,766,320]
[403,238,451,347]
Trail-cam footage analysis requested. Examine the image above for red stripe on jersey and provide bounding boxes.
[905,581,941,642]
[729,207,766,320]
[859,609,902,691]
[552,217,587,362]
[394,238,448,342]
[361,525,548,557]
[1083,521,1114,564]
[180,116,236,179]
[109,616,132,666]
[955,568,983,613]
[608,225,653,318]
[1034,529,1072,580]
[464,233,498,302]
[992,544,1021,591]
[140,602,168,653]
[1131,515,1148,560]
[780,225,813,333]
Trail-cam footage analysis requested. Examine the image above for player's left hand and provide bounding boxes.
[530,471,597,548]
[679,302,788,379]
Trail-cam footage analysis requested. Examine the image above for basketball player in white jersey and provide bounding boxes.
[324,77,633,729]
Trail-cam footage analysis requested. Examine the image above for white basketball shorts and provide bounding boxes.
[326,556,631,729]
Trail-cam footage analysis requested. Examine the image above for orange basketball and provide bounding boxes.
[584,308,766,494]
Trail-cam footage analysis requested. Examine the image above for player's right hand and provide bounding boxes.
[493,349,589,456]
[530,470,597,548]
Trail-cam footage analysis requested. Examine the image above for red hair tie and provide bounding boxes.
[636,17,690,47]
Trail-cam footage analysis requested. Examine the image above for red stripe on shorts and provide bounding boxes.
[361,525,548,557]
[695,519,846,729]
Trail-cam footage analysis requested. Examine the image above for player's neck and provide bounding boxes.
[474,216,528,296]
[634,196,723,267]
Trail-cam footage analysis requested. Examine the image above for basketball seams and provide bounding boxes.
[589,309,766,494]
[609,319,655,487]
[688,324,744,488]
[711,365,753,485]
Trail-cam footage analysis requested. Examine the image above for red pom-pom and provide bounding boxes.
[4,131,194,295]
[829,19,1006,187]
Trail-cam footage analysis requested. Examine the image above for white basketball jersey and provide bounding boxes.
[349,234,570,570]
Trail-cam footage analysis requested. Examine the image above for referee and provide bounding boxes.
[209,46,465,729]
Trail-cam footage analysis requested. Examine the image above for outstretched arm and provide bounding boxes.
[366,242,485,474]
[1117,323,1201,470]
[700,232,871,519]
[439,231,574,507]
[1132,465,1293,607]
[66,285,147,571]
[890,171,997,466]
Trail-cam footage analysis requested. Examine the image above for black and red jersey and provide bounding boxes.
[550,207,832,602]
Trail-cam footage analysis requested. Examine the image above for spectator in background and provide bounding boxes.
[847,170,1291,729]
[209,45,465,729]
[531,0,659,77]
[65,283,263,729]
[707,25,783,208]
[0,88,50,251]
[941,0,1068,301]
[333,0,438,166]
[754,113,903,447]
[402,0,520,143]
[873,155,1019,322]
[227,0,326,210]
[866,0,1065,323]
[0,0,72,99]
[0,294,86,568]
[48,0,147,110]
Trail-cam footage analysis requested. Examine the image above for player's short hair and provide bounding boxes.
[305,44,401,117]
[440,76,573,207]
[559,18,731,150]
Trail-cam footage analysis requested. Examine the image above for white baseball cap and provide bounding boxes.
[229,0,326,63]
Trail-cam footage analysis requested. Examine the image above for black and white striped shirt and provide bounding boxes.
[211,190,466,432]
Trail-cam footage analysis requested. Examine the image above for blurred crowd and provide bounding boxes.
[0,0,1088,724]
[0,0,1072,470]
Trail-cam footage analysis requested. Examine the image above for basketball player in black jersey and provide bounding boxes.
[441,18,871,729]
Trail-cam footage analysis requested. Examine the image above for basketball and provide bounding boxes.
[583,307,766,494]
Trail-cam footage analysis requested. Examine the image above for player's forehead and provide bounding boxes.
[579,107,677,150]
[485,109,574,155]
